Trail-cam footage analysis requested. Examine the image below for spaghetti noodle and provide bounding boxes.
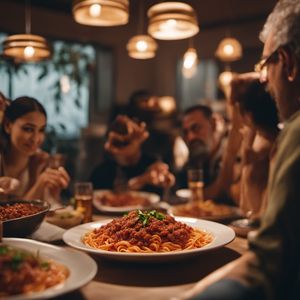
[83,210,213,253]
[0,245,69,297]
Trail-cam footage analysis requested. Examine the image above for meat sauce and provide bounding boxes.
[94,211,193,248]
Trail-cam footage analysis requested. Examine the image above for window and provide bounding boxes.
[177,59,219,110]
[0,34,101,138]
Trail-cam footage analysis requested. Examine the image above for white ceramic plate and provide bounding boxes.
[2,238,97,300]
[63,217,235,262]
[93,190,160,213]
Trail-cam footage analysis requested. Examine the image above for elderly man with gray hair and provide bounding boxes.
[173,1,300,299]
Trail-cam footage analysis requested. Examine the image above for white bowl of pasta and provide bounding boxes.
[0,238,97,299]
[63,211,235,262]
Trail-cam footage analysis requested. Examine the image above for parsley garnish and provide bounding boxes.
[137,210,165,226]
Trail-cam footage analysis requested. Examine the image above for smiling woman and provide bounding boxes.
[0,97,70,202]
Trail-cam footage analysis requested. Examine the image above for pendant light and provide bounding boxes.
[126,1,157,59]
[182,38,198,78]
[2,0,51,62]
[147,2,199,40]
[72,0,129,26]
[218,65,236,99]
[215,37,242,62]
[127,35,158,59]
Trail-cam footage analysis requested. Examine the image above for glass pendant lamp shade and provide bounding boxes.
[2,34,51,62]
[215,37,242,62]
[147,2,199,40]
[126,35,158,59]
[182,47,198,78]
[72,0,129,26]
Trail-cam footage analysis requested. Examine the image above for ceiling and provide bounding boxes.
[10,0,277,31]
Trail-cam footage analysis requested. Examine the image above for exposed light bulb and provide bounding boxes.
[136,40,148,52]
[159,19,177,32]
[166,19,177,26]
[219,71,234,87]
[24,46,35,58]
[89,4,101,17]
[182,48,198,78]
[223,44,234,55]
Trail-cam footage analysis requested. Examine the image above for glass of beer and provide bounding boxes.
[187,168,204,203]
[74,182,93,223]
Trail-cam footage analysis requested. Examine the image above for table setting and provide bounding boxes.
[0,191,248,300]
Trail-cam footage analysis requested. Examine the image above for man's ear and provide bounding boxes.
[280,47,298,81]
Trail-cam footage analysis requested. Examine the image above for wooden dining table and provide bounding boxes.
[50,213,248,300]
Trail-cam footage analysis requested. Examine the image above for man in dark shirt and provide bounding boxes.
[90,115,174,195]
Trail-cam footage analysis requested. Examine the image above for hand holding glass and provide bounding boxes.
[74,182,93,223]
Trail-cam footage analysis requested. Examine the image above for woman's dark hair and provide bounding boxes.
[237,80,279,132]
[1,96,47,148]
[4,96,47,122]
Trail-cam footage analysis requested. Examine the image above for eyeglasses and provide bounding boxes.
[254,48,279,81]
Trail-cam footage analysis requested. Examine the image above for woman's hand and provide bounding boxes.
[0,177,20,194]
[25,167,70,200]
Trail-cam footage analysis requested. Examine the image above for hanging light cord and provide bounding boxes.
[137,1,144,34]
[25,0,31,34]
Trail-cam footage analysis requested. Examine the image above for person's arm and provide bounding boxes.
[172,251,265,300]
[204,103,242,202]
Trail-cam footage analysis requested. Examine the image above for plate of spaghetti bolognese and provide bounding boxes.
[63,211,235,262]
[1,238,97,299]
[93,190,160,213]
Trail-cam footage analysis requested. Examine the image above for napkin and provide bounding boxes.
[30,221,66,242]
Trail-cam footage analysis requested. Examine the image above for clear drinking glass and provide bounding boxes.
[187,168,204,203]
[74,182,93,223]
[48,153,65,169]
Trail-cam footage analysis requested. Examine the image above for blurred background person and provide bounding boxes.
[174,1,300,299]
[90,114,174,196]
[231,74,280,223]
[176,104,241,204]
[0,96,70,203]
[121,89,180,171]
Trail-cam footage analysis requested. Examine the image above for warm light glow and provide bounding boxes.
[60,75,71,94]
[219,71,234,87]
[148,2,199,40]
[223,44,234,55]
[73,0,129,26]
[89,4,101,17]
[2,34,51,62]
[126,35,158,59]
[24,46,35,58]
[182,47,198,78]
[183,48,197,69]
[136,40,148,52]
[215,37,242,62]
[159,96,176,113]
[162,19,177,29]
[218,71,237,99]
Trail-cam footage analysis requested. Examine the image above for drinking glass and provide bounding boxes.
[187,168,204,203]
[48,153,65,169]
[74,182,93,223]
